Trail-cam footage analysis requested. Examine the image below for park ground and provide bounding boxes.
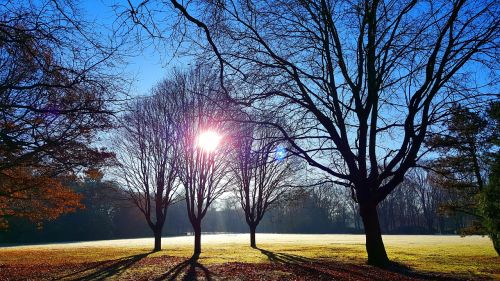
[0,234,498,280]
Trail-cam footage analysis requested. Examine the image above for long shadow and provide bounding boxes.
[379,261,465,281]
[56,252,151,281]
[256,247,462,281]
[256,247,339,280]
[154,253,212,281]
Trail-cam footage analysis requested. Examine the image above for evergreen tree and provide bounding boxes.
[428,102,498,254]
[479,103,499,255]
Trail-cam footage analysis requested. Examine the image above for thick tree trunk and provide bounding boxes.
[250,224,257,248]
[153,229,162,252]
[193,223,202,254]
[490,233,500,256]
[359,202,389,266]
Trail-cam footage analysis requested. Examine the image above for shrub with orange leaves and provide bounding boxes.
[0,167,83,229]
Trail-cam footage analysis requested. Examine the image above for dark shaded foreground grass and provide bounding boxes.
[0,235,498,280]
[0,248,495,280]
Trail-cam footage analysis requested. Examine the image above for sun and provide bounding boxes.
[196,131,222,152]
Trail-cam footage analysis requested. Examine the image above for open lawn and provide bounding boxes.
[0,234,498,280]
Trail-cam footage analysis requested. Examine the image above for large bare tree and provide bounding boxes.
[127,0,499,265]
[115,84,180,252]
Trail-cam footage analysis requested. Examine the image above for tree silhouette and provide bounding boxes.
[232,120,298,247]
[174,67,234,255]
[115,84,181,252]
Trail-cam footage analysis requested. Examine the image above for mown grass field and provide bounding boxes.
[0,234,498,280]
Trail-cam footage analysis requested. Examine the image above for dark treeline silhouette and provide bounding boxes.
[0,169,476,244]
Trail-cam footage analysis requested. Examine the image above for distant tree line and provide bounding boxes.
[0,168,482,244]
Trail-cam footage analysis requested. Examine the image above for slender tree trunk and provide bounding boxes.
[359,202,389,266]
[249,224,257,248]
[438,217,445,234]
[425,213,434,234]
[153,229,162,252]
[193,222,202,254]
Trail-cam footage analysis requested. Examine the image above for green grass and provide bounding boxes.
[0,234,498,280]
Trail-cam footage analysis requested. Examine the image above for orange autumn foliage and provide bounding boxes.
[0,167,83,229]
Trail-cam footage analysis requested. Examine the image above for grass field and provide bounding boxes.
[0,234,498,280]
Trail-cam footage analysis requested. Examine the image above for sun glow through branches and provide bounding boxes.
[196,131,222,152]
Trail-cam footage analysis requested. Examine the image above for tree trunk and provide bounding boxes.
[438,217,445,234]
[153,228,162,252]
[490,233,500,256]
[359,202,389,266]
[193,223,202,254]
[250,224,257,248]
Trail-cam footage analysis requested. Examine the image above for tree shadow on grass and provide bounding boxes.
[377,260,464,280]
[154,253,212,281]
[257,247,361,280]
[56,252,151,281]
[256,247,462,281]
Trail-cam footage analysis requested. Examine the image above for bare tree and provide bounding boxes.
[174,67,233,255]
[115,83,180,252]
[232,120,297,247]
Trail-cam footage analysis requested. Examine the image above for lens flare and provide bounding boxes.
[275,145,287,161]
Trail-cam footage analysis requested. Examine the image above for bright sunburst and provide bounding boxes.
[196,131,222,152]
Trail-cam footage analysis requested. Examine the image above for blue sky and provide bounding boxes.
[81,0,181,97]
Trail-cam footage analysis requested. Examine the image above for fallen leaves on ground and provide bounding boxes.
[0,253,487,281]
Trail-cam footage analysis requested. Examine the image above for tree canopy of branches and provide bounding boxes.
[128,0,499,265]
[0,0,123,228]
[174,67,234,255]
[115,84,180,252]
[233,121,298,247]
